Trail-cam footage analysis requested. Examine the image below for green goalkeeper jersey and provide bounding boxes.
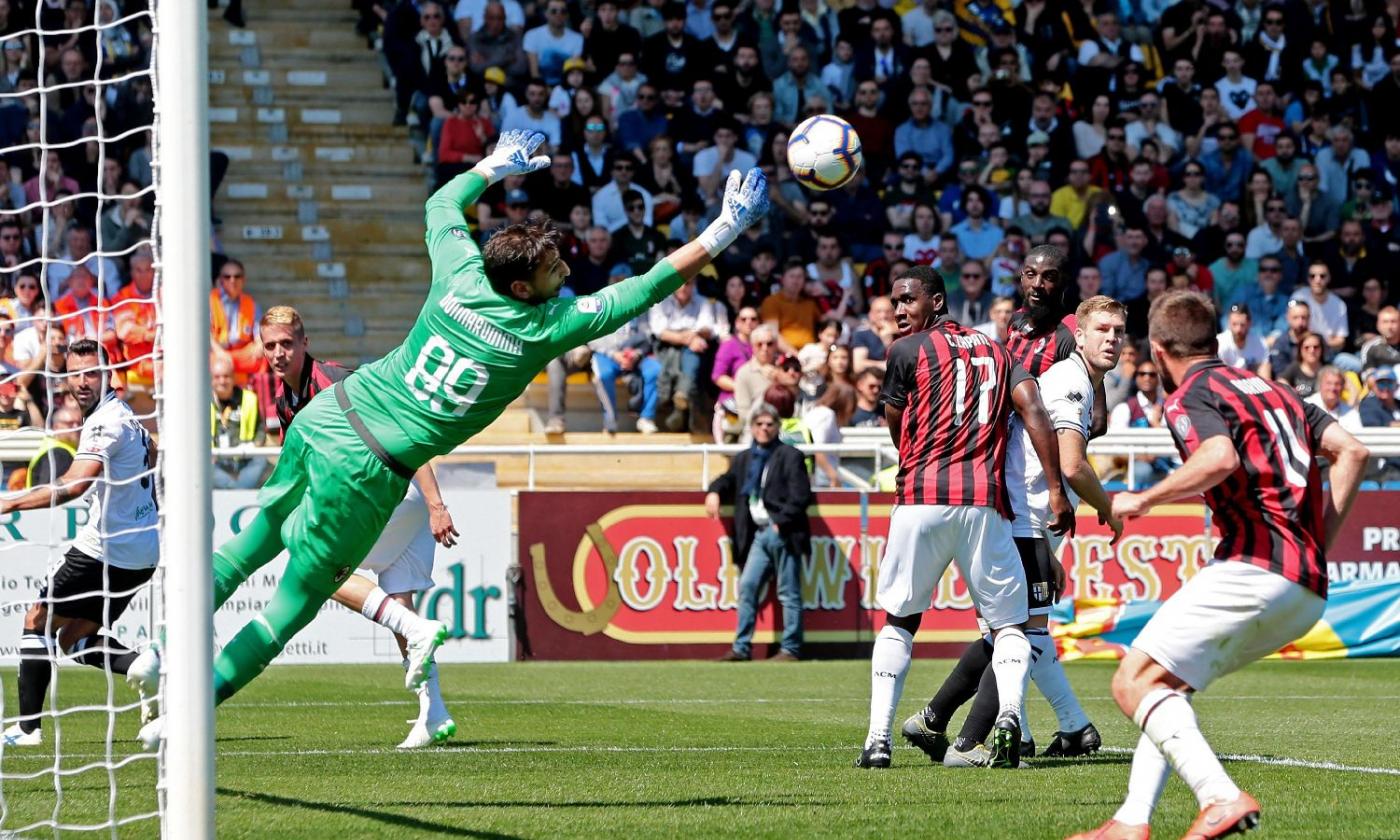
[342,171,684,470]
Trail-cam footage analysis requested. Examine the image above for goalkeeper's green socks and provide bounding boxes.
[213,510,285,609]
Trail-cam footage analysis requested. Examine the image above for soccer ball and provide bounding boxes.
[786,115,863,190]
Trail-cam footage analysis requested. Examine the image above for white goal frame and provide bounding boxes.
[153,1,214,836]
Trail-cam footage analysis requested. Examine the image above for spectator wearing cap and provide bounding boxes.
[1306,366,1364,432]
[592,157,654,233]
[480,67,520,125]
[523,0,583,86]
[1099,225,1150,302]
[1217,303,1269,373]
[616,84,669,163]
[500,78,562,148]
[707,400,811,663]
[641,3,702,93]
[892,87,954,181]
[547,57,590,118]
[1359,365,1400,428]
[772,45,826,126]
[650,276,721,432]
[610,189,668,275]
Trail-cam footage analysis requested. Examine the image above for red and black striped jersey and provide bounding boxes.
[881,317,1032,515]
[1164,359,1335,597]
[1006,308,1078,377]
[274,356,351,432]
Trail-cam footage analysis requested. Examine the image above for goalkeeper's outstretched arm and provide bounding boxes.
[547,168,771,350]
[424,129,553,281]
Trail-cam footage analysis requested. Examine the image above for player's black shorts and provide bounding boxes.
[37,548,155,624]
[1015,536,1057,616]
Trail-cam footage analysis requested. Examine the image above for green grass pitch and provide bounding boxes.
[3,659,1399,838]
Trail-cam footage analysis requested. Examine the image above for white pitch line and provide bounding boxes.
[1100,746,1400,776]
[19,744,1400,778]
[221,694,1400,710]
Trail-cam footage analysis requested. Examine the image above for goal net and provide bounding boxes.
[0,0,212,835]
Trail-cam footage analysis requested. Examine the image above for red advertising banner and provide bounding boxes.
[518,491,1227,660]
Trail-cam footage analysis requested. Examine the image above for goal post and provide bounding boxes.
[152,0,214,836]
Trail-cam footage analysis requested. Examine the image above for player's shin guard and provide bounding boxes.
[1113,732,1171,826]
[867,623,914,744]
[924,637,992,724]
[1135,687,1240,809]
[1028,627,1090,732]
[17,633,55,734]
[212,511,285,609]
[71,634,138,675]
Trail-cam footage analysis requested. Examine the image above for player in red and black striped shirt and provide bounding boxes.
[857,266,1074,769]
[1070,291,1370,840]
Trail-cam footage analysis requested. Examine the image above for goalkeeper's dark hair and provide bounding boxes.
[894,265,946,311]
[482,220,562,297]
[67,337,107,367]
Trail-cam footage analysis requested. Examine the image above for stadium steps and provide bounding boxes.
[206,3,431,365]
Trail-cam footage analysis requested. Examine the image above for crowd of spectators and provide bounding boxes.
[359,0,1400,480]
[0,0,159,486]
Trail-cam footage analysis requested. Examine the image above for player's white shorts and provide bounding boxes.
[355,481,436,594]
[1131,561,1325,691]
[877,504,1029,629]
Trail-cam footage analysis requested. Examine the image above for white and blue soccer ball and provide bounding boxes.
[786,114,863,191]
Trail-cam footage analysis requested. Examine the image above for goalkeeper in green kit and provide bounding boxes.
[139,130,770,748]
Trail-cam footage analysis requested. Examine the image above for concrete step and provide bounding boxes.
[207,101,398,128]
[213,141,416,168]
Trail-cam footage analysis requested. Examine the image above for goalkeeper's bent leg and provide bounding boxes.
[213,509,286,609]
[213,556,341,704]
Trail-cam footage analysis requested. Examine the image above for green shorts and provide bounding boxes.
[257,389,412,595]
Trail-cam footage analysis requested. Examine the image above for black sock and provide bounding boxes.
[72,634,137,675]
[924,638,993,725]
[18,633,54,734]
[956,660,1000,746]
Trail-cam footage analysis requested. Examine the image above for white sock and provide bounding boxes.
[360,587,423,638]
[1028,628,1090,732]
[1136,688,1240,809]
[421,662,449,721]
[1114,732,1171,826]
[867,623,913,744]
[990,626,1031,718]
[1020,699,1033,744]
